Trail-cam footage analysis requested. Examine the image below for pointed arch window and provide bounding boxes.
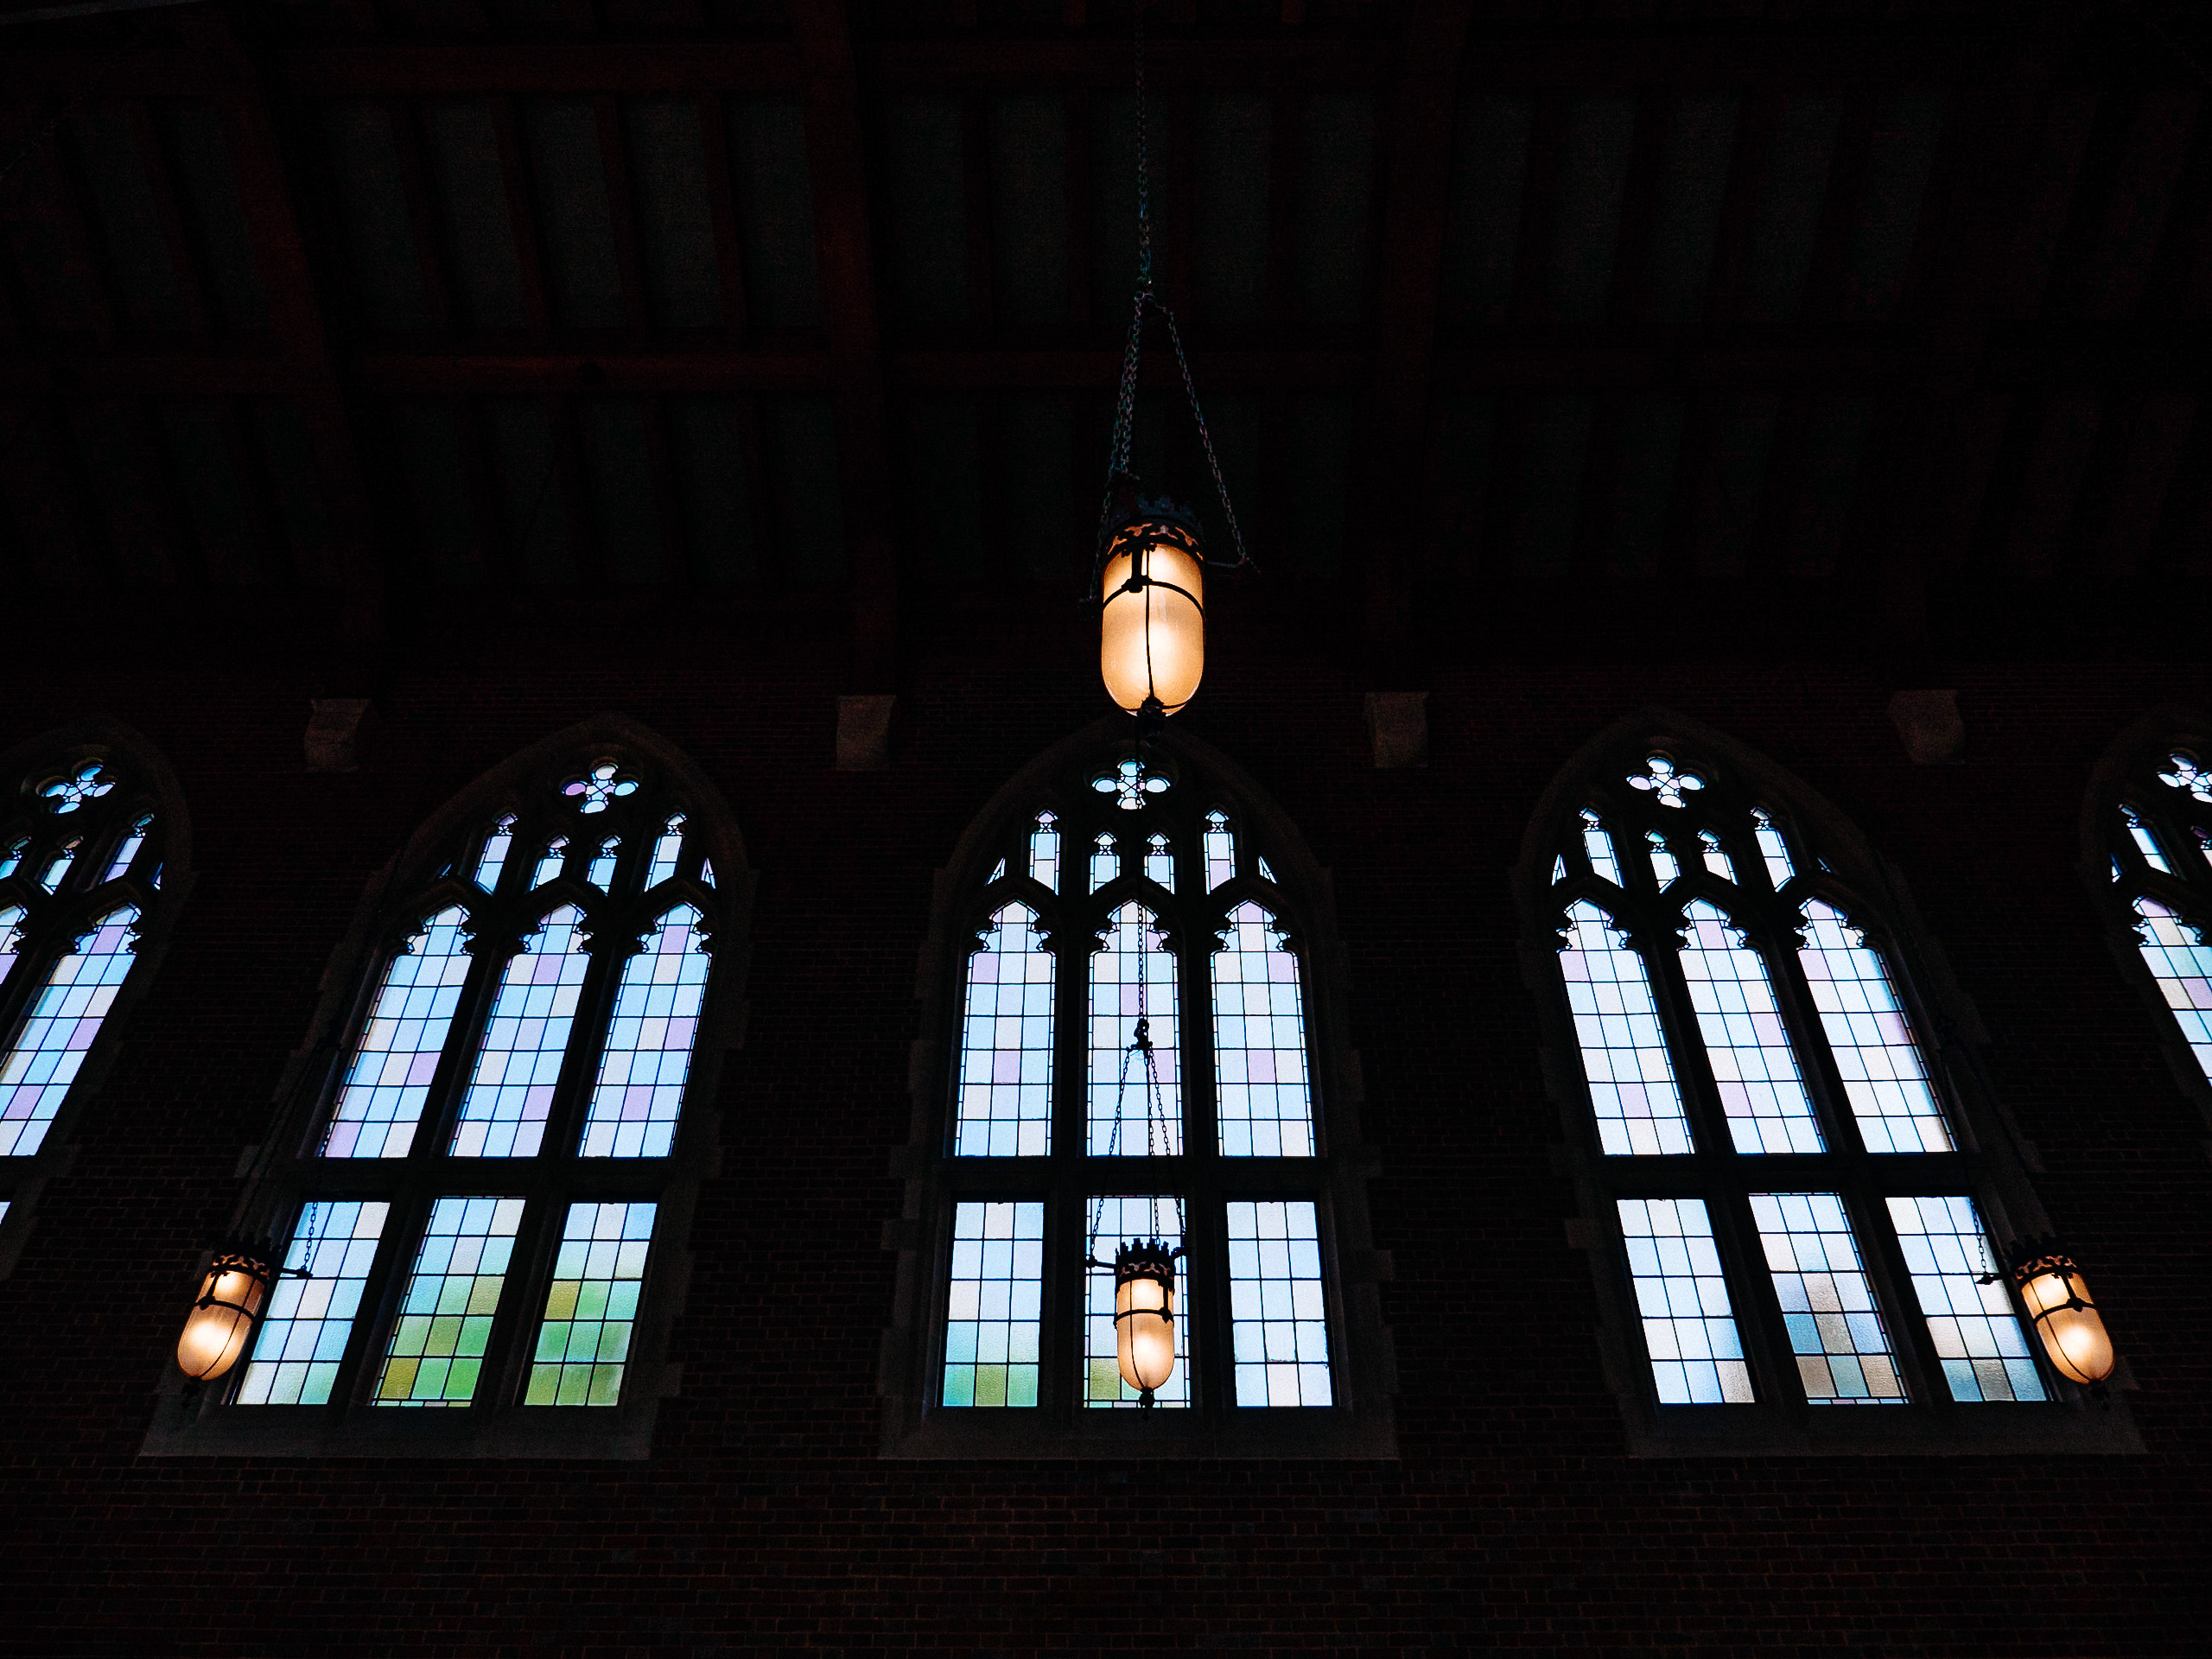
[2096,731,2212,1107]
[149,725,744,1459]
[1528,721,2132,1454]
[883,728,1395,1458]
[0,728,185,1274]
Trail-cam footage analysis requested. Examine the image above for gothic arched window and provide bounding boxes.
[149,720,742,1459]
[2092,725,2212,1108]
[0,722,186,1277]
[881,724,1395,1458]
[1523,713,2133,1455]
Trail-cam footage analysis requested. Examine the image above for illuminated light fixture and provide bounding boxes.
[1110,1239,1182,1404]
[1088,2,1252,727]
[2005,1237,2117,1389]
[175,1238,276,1382]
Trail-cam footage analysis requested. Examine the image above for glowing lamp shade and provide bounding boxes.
[1100,514,1205,716]
[175,1247,274,1382]
[2014,1250,2116,1387]
[1112,1241,1179,1400]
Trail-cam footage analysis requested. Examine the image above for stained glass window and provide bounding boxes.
[1580,809,1622,884]
[646,815,683,886]
[38,761,113,811]
[1204,810,1236,891]
[1699,830,1736,882]
[103,815,151,880]
[1147,833,1174,890]
[1751,808,1794,887]
[580,905,709,1157]
[235,1200,390,1406]
[700,858,715,888]
[954,904,1055,1158]
[1679,901,1824,1155]
[1212,903,1315,1157]
[320,907,472,1160]
[1617,1197,1753,1404]
[474,816,517,891]
[374,1196,524,1407]
[1094,757,1168,810]
[35,840,78,893]
[532,839,567,887]
[1646,830,1680,886]
[941,1200,1043,1408]
[1028,812,1059,892]
[450,906,590,1158]
[0,906,22,986]
[0,837,22,879]
[1628,754,1704,808]
[2158,750,2212,801]
[1089,903,1180,1156]
[586,837,620,891]
[562,761,639,813]
[1084,1195,1188,1408]
[0,906,141,1159]
[1749,1193,1905,1405]
[2123,806,2171,873]
[1090,831,1117,893]
[526,1201,656,1406]
[1226,1200,1331,1406]
[1885,1196,2047,1403]
[1559,901,1694,1156]
[1257,857,1277,882]
[1796,901,1953,1154]
[2132,897,2212,1081]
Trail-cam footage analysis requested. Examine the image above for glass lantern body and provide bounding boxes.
[1100,524,1205,716]
[1114,1262,1178,1395]
[175,1255,272,1382]
[2018,1262,2116,1386]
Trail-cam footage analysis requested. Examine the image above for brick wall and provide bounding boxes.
[1,604,2205,1656]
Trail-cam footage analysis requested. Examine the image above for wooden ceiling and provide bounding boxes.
[0,1,2208,676]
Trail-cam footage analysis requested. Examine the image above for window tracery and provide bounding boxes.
[884,727,1393,1457]
[153,724,741,1459]
[2097,734,2212,1099]
[1529,719,2100,1452]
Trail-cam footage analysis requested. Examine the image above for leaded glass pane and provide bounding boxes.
[35,839,78,893]
[646,815,683,886]
[1628,753,1704,808]
[1257,856,1277,882]
[532,839,566,887]
[103,814,151,880]
[235,1200,390,1406]
[1796,900,1953,1153]
[1580,809,1622,884]
[0,906,140,1159]
[474,816,516,892]
[374,1195,525,1407]
[2133,897,2212,1081]
[1616,1197,1754,1404]
[954,904,1055,1158]
[580,905,709,1157]
[1204,810,1236,891]
[1699,830,1736,882]
[1679,901,1824,1155]
[526,1200,656,1406]
[1212,903,1315,1157]
[450,906,589,1159]
[1751,807,1794,887]
[1646,831,1680,886]
[1147,833,1174,891]
[941,1200,1043,1408]
[1559,901,1694,1157]
[0,836,22,879]
[586,836,619,891]
[1089,903,1181,1156]
[0,905,22,987]
[1748,1192,1906,1405]
[1226,1199,1332,1407]
[320,907,472,1160]
[2123,807,2171,873]
[1885,1196,2048,1402]
[1090,832,1117,893]
[1084,1195,1188,1408]
[2159,750,2212,800]
[1027,811,1059,893]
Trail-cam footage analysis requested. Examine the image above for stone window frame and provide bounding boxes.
[143,716,750,1460]
[879,718,1397,1459]
[1516,707,2138,1457]
[0,718,193,1282]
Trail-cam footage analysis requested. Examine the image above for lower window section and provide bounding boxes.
[1226,1200,1332,1407]
[374,1196,525,1407]
[941,1200,1043,1408]
[1886,1195,2048,1402]
[1618,1197,1755,1403]
[235,1199,389,1406]
[526,1200,657,1407]
[1084,1195,1189,1408]
[1749,1192,1905,1405]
